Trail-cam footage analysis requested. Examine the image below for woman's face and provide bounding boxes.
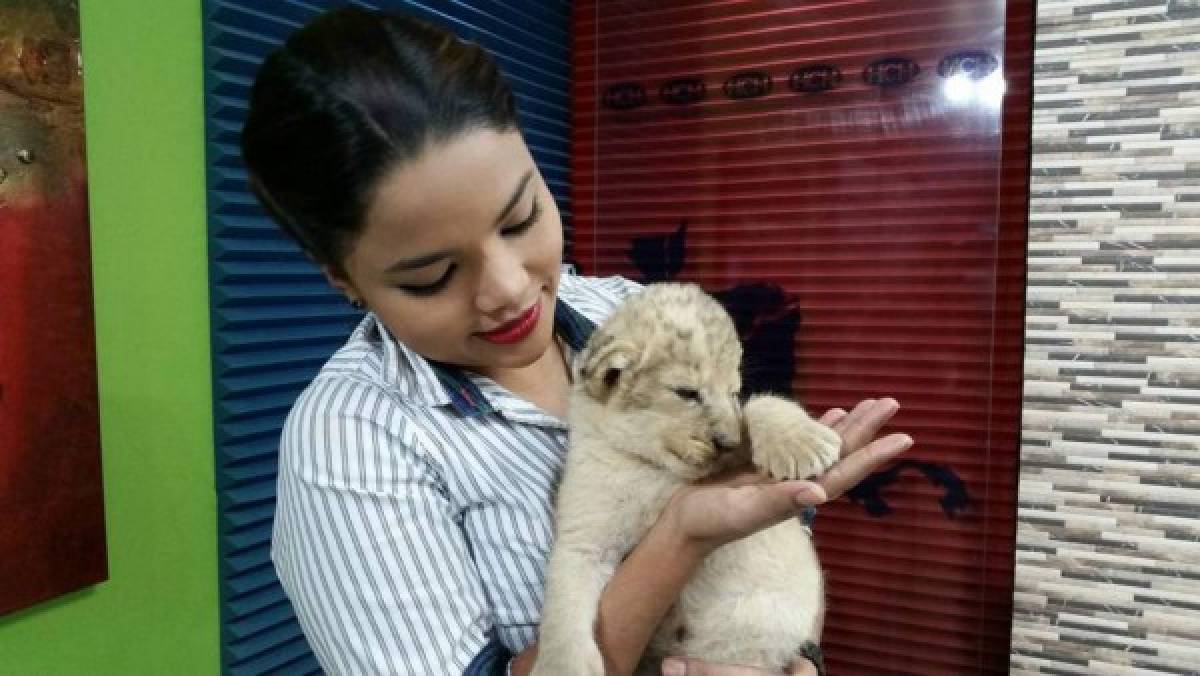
[329,128,564,377]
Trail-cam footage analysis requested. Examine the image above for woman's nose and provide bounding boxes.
[475,244,529,314]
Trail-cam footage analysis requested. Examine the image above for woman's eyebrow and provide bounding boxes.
[386,250,450,272]
[494,169,534,225]
[383,169,536,274]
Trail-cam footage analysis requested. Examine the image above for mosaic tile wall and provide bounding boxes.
[1011,0,1200,674]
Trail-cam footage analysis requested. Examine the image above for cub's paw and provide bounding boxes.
[743,395,841,479]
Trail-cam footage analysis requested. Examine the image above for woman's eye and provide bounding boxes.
[397,265,455,296]
[672,387,702,403]
[501,199,542,236]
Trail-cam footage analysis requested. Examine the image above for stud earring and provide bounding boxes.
[349,298,365,310]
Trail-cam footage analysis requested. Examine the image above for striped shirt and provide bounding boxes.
[272,270,642,675]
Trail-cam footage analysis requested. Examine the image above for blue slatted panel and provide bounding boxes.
[201,2,571,673]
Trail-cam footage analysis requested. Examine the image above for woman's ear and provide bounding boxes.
[321,264,363,306]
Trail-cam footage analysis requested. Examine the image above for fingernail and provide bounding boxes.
[883,435,913,457]
[661,657,686,676]
[793,483,823,503]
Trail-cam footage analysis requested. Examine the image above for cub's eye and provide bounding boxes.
[672,387,702,403]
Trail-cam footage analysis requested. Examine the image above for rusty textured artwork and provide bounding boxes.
[0,0,107,616]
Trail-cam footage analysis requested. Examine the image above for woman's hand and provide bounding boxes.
[655,398,911,675]
[663,397,913,555]
[661,655,818,675]
[813,397,912,500]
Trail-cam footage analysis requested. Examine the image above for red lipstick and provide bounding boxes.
[476,301,541,344]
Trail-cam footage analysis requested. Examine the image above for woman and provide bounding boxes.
[241,7,913,675]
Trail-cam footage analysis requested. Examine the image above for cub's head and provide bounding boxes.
[573,283,743,478]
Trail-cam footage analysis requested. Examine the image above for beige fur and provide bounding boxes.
[532,283,841,675]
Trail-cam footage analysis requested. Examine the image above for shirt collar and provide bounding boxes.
[375,295,597,418]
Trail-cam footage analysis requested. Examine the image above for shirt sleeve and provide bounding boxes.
[272,376,498,675]
[596,273,644,301]
[618,275,645,298]
[559,272,645,327]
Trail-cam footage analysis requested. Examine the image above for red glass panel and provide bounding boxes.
[571,1,1033,672]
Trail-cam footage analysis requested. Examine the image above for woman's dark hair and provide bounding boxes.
[241,7,518,274]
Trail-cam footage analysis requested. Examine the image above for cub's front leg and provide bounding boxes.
[742,395,841,480]
[531,545,615,676]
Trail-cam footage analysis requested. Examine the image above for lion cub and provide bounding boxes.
[532,283,841,675]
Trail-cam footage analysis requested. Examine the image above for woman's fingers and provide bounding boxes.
[835,398,899,454]
[817,432,912,499]
[818,407,847,427]
[788,657,820,676]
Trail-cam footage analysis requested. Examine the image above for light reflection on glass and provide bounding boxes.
[942,69,1006,108]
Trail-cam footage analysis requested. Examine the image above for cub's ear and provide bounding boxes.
[578,336,638,401]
